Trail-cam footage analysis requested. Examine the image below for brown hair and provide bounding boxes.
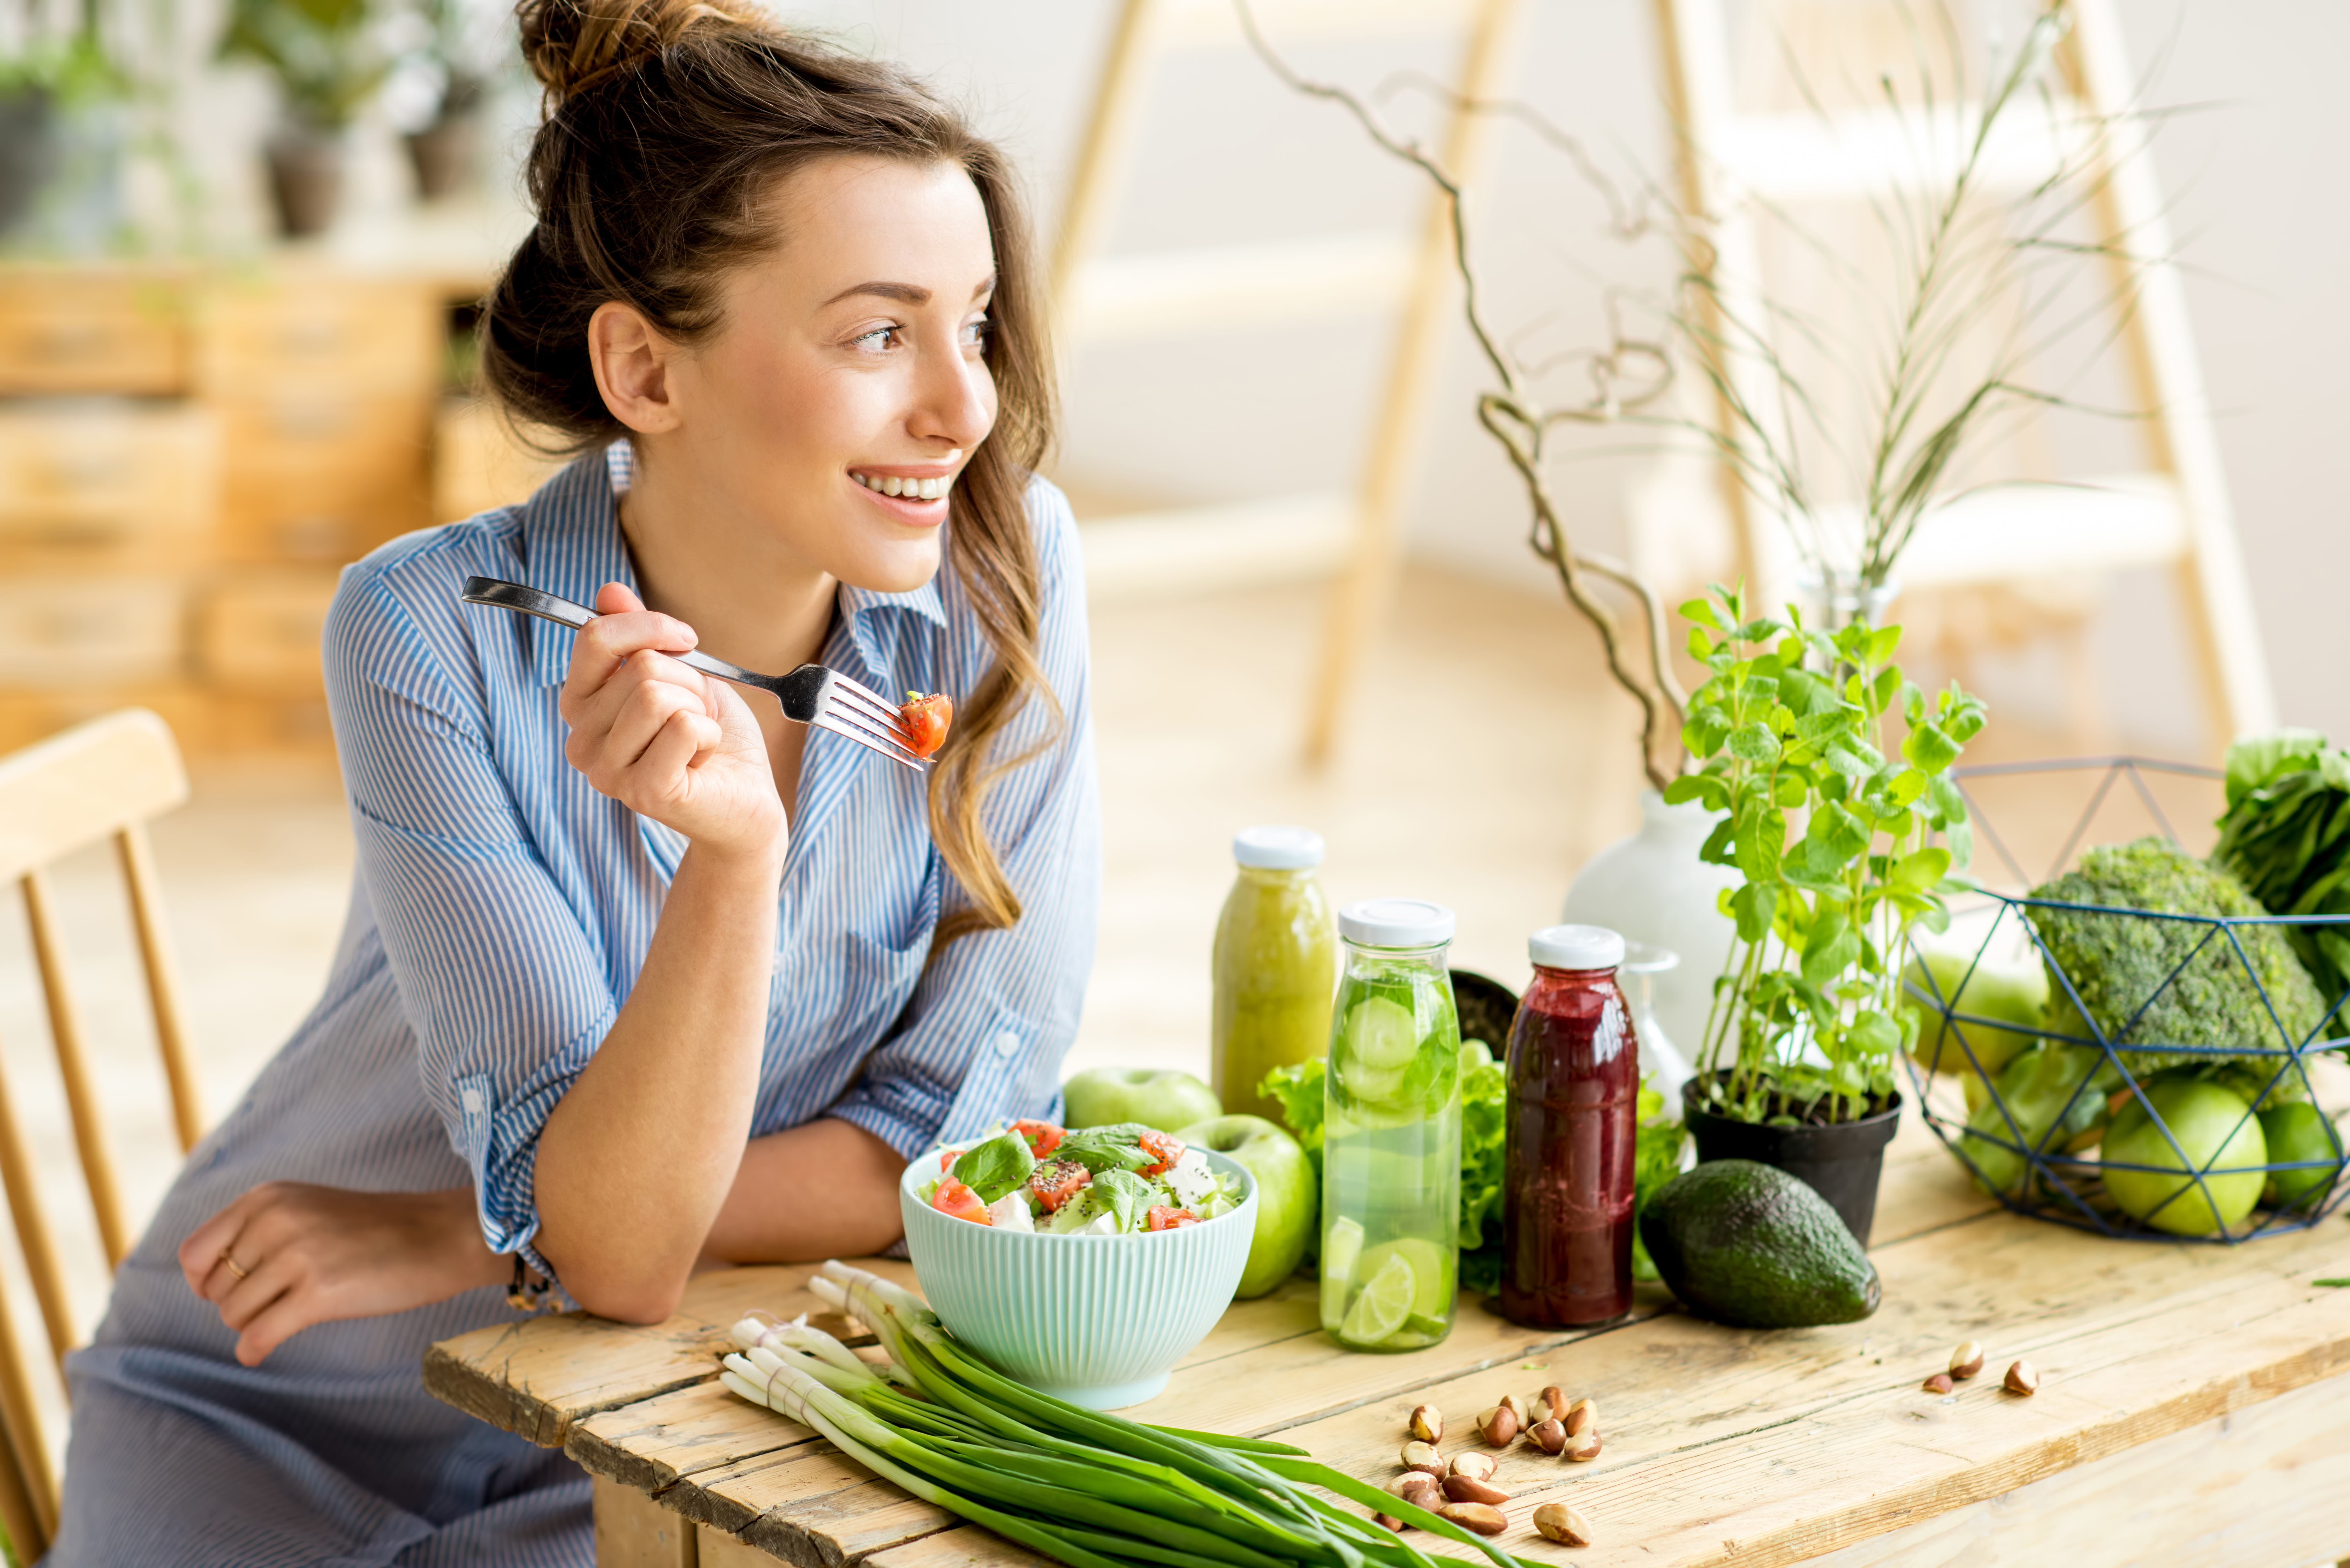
[484,0,1060,947]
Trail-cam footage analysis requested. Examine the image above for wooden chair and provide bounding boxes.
[0,708,204,1558]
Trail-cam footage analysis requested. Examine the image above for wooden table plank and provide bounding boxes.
[424,1259,919,1446]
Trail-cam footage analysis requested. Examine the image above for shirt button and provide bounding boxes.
[461,1086,485,1115]
[993,1029,1020,1059]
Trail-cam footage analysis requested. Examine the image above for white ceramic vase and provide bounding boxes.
[1562,791,1740,1064]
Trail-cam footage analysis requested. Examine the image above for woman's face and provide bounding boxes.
[615,154,1000,595]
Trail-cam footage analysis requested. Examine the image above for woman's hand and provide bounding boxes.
[559,581,784,859]
[178,1184,507,1368]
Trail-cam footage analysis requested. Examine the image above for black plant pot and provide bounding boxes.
[1682,1075,1901,1246]
[265,131,346,239]
[0,88,59,239]
[404,110,481,202]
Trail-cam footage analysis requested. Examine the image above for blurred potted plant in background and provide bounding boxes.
[220,0,392,236]
[400,0,502,200]
[0,24,129,251]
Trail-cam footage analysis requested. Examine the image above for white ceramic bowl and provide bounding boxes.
[898,1149,1257,1409]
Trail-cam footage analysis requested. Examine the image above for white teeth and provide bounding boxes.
[853,470,953,501]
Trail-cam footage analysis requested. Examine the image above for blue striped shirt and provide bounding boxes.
[330,445,1101,1275]
[48,447,1099,1565]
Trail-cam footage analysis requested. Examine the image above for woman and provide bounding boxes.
[48,2,1096,1561]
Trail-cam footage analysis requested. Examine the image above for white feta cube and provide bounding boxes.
[1166,1148,1217,1207]
[987,1192,1035,1232]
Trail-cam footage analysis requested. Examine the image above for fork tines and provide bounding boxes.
[816,676,928,771]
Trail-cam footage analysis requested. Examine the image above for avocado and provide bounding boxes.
[1639,1159,1881,1328]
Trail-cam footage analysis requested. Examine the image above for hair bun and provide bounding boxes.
[517,0,776,100]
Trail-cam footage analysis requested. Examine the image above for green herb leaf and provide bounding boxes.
[1093,1169,1155,1233]
[950,1130,1037,1204]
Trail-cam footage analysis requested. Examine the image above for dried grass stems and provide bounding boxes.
[1238,0,2188,790]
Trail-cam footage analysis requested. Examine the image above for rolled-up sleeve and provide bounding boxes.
[325,563,617,1270]
[827,484,1102,1158]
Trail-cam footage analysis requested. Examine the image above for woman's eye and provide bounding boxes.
[961,315,990,349]
[853,326,901,352]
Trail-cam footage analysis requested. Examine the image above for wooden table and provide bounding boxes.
[426,1112,2350,1568]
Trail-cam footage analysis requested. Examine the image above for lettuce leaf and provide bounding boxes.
[1457,1040,1510,1295]
[1631,1082,1689,1282]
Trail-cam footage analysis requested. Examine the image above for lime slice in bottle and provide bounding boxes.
[1340,1252,1416,1346]
[1356,1238,1451,1318]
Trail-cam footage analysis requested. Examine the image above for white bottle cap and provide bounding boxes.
[1529,924,1625,971]
[1339,898,1456,948]
[1232,825,1326,870]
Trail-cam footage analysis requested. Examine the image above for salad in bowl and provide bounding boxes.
[918,1120,1247,1235]
[901,1118,1258,1407]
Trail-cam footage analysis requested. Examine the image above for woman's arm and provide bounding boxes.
[528,582,790,1321]
[702,1118,906,1263]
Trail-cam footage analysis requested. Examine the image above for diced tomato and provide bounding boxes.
[1137,1130,1184,1178]
[1146,1205,1199,1232]
[929,1178,992,1225]
[1012,1119,1064,1158]
[939,1150,957,1172]
[901,692,954,760]
[1027,1159,1091,1213]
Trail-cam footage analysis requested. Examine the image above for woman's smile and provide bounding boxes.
[849,448,963,523]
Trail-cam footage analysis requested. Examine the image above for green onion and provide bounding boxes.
[710,1261,1547,1568]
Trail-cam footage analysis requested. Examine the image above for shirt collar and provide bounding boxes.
[515,441,951,685]
[518,444,639,686]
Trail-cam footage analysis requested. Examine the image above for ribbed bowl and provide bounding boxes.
[899,1149,1257,1409]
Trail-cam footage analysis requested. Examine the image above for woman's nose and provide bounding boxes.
[912,336,995,451]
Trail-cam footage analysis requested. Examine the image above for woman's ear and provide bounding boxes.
[588,301,685,434]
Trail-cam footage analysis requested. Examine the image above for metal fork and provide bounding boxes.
[459,577,927,771]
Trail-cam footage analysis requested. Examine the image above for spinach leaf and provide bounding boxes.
[1055,1125,1157,1175]
[950,1130,1035,1204]
[1093,1169,1156,1233]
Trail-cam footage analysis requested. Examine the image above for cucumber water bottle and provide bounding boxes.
[1321,899,1461,1352]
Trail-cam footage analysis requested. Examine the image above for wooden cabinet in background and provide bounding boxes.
[0,261,472,758]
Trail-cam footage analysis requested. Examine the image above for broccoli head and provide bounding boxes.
[2026,836,2322,1094]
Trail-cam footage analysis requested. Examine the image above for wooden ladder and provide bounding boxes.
[1648,0,2275,750]
[1053,0,1527,761]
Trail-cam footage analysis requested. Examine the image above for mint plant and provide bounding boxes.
[1666,584,1987,1125]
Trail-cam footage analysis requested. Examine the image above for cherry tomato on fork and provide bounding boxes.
[901,691,954,759]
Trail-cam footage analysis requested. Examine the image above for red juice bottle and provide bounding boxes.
[1498,925,1638,1327]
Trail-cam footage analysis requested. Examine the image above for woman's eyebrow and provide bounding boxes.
[821,277,998,308]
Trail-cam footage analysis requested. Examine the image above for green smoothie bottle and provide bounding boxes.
[1212,826,1338,1125]
[1321,899,1460,1352]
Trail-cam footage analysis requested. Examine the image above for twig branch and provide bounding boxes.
[1237,0,1690,790]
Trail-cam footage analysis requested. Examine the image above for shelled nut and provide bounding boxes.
[1950,1341,1986,1380]
[1438,1502,1507,1537]
[1532,1503,1593,1548]
[1442,1473,1510,1506]
[1921,1372,1953,1394]
[1538,1385,1570,1424]
[1564,1429,1603,1463]
[1400,1442,1445,1477]
[1374,1515,1404,1533]
[1477,1404,1520,1446]
[1449,1452,1498,1483]
[1562,1397,1597,1438]
[1527,1417,1567,1455]
[2003,1360,2039,1396]
[1387,1473,1441,1511]
[1499,1393,1535,1428]
[1408,1404,1444,1444]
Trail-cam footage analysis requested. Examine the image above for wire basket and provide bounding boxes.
[1901,758,2350,1242]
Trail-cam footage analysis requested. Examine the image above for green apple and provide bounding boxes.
[1903,943,2046,1091]
[1178,1114,1313,1298]
[2104,1078,2265,1236]
[2258,1102,2345,1212]
[1062,1067,1222,1133]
